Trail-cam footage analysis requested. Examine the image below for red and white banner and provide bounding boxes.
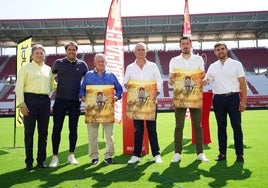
[182,0,192,38]
[104,0,124,123]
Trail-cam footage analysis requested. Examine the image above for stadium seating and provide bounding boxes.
[232,48,268,71]
[1,49,268,115]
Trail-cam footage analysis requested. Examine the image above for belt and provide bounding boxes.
[24,92,48,98]
[215,92,237,97]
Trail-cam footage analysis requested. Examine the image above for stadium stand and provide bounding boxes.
[1,49,268,115]
[232,48,268,71]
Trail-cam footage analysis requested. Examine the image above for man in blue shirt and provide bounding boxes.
[79,53,123,165]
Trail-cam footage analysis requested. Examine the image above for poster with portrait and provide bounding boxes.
[126,80,157,120]
[173,69,204,108]
[85,85,114,123]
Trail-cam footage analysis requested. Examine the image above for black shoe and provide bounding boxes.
[104,158,113,164]
[25,164,33,171]
[91,158,99,165]
[215,154,226,161]
[37,162,48,168]
[236,155,244,163]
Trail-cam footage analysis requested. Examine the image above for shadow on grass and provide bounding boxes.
[0,143,104,187]
[148,160,203,188]
[203,161,252,187]
[0,141,153,187]
[228,144,252,150]
[0,149,9,155]
[161,138,192,157]
[91,161,153,187]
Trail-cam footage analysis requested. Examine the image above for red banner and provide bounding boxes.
[104,0,124,123]
[182,0,191,38]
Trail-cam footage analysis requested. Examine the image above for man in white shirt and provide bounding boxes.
[168,36,209,163]
[124,42,163,164]
[203,43,247,163]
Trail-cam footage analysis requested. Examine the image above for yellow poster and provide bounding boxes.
[85,85,115,123]
[173,69,203,108]
[126,80,157,120]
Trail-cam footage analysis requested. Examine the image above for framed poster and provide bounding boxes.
[173,69,204,108]
[126,80,157,120]
[85,85,114,123]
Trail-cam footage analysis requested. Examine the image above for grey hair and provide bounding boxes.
[94,53,107,62]
[134,42,147,51]
[31,44,46,55]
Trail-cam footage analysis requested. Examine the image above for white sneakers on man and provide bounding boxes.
[128,156,141,164]
[67,154,78,165]
[196,153,209,162]
[49,156,59,167]
[49,154,78,167]
[154,155,163,163]
[171,153,182,162]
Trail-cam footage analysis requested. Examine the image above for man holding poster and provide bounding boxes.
[124,42,163,164]
[168,36,209,162]
[79,53,123,165]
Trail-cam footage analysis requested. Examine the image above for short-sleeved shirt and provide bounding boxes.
[206,58,245,94]
[52,57,88,101]
[169,53,204,73]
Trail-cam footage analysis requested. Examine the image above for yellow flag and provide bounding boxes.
[15,37,32,126]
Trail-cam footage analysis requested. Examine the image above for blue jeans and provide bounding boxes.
[213,93,244,156]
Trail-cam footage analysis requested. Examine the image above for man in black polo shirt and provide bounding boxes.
[49,41,88,167]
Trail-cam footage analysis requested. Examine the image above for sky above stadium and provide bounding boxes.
[1,0,268,20]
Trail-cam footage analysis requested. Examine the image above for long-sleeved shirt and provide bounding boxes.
[123,60,163,92]
[79,69,123,100]
[15,61,52,107]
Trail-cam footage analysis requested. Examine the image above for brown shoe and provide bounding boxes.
[236,155,244,163]
[215,154,226,161]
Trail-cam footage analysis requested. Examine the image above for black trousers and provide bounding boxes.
[213,93,244,156]
[133,108,160,157]
[23,93,50,166]
[52,98,81,154]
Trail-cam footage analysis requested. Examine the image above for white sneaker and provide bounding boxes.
[197,153,209,162]
[128,156,141,164]
[171,153,181,162]
[67,154,78,165]
[49,156,59,168]
[154,155,163,163]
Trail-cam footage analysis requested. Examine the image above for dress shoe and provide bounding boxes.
[215,154,226,161]
[25,164,33,171]
[236,155,244,163]
[37,162,48,168]
[104,158,113,164]
[91,158,99,165]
